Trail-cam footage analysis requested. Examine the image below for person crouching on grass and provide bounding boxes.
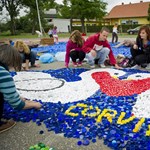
[65,30,86,67]
[0,44,42,133]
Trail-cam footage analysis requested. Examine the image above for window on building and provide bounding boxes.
[126,20,138,25]
[133,20,138,24]
[121,20,127,25]
[126,20,133,24]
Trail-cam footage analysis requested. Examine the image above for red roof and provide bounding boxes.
[105,1,150,19]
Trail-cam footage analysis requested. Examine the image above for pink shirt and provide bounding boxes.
[65,39,85,66]
[82,33,116,65]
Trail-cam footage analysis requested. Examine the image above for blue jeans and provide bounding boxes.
[86,47,110,66]
[20,51,37,66]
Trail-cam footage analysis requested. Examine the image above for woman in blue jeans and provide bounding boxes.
[14,41,40,70]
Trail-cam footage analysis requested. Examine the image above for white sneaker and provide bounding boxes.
[146,63,150,69]
[131,64,140,69]
[99,64,106,68]
[90,65,95,68]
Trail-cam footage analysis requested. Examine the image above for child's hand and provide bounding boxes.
[65,63,69,68]
[133,44,138,49]
[70,49,75,52]
[115,64,122,69]
[23,100,42,110]
[20,97,27,102]
[90,49,97,57]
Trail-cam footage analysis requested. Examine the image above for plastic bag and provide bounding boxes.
[55,52,66,61]
[39,53,54,63]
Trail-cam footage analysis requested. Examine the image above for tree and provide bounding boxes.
[67,0,107,33]
[0,0,23,35]
[147,4,150,24]
[22,0,58,34]
[59,0,71,19]
[58,0,72,32]
[22,0,42,34]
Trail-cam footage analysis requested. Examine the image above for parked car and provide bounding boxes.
[127,26,141,35]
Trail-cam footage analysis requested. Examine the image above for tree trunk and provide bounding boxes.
[70,18,72,33]
[32,19,36,35]
[81,18,85,33]
[10,15,16,35]
[70,8,73,33]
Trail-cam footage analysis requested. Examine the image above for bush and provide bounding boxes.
[71,24,145,33]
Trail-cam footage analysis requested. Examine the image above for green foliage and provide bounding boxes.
[22,0,57,34]
[69,0,107,19]
[0,0,57,35]
[0,0,24,35]
[43,0,56,10]
[71,24,145,33]
[75,0,107,33]
[59,5,71,19]
[0,22,9,32]
[86,25,103,33]
[57,0,71,18]
[56,0,107,33]
[0,0,23,17]
[147,4,150,24]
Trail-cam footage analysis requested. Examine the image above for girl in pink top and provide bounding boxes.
[65,30,85,67]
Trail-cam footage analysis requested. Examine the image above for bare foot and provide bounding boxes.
[31,64,40,68]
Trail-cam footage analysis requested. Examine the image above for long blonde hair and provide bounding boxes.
[0,44,22,71]
[70,30,84,47]
[14,41,30,54]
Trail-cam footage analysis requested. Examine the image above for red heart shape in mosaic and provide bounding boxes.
[92,71,150,96]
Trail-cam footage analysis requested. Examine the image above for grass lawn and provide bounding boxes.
[0,32,137,40]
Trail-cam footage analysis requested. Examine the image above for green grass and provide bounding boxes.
[0,33,39,39]
[0,32,137,40]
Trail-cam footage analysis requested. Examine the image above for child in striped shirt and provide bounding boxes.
[0,43,42,133]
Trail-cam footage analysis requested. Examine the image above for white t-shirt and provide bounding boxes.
[113,27,118,34]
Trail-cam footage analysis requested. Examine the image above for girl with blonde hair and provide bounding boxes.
[65,30,85,67]
[14,41,39,70]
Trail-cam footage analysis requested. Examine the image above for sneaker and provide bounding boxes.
[141,63,147,68]
[131,64,140,69]
[0,120,16,133]
[99,64,106,68]
[146,63,150,70]
[78,61,82,67]
[90,65,95,68]
[72,62,77,67]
